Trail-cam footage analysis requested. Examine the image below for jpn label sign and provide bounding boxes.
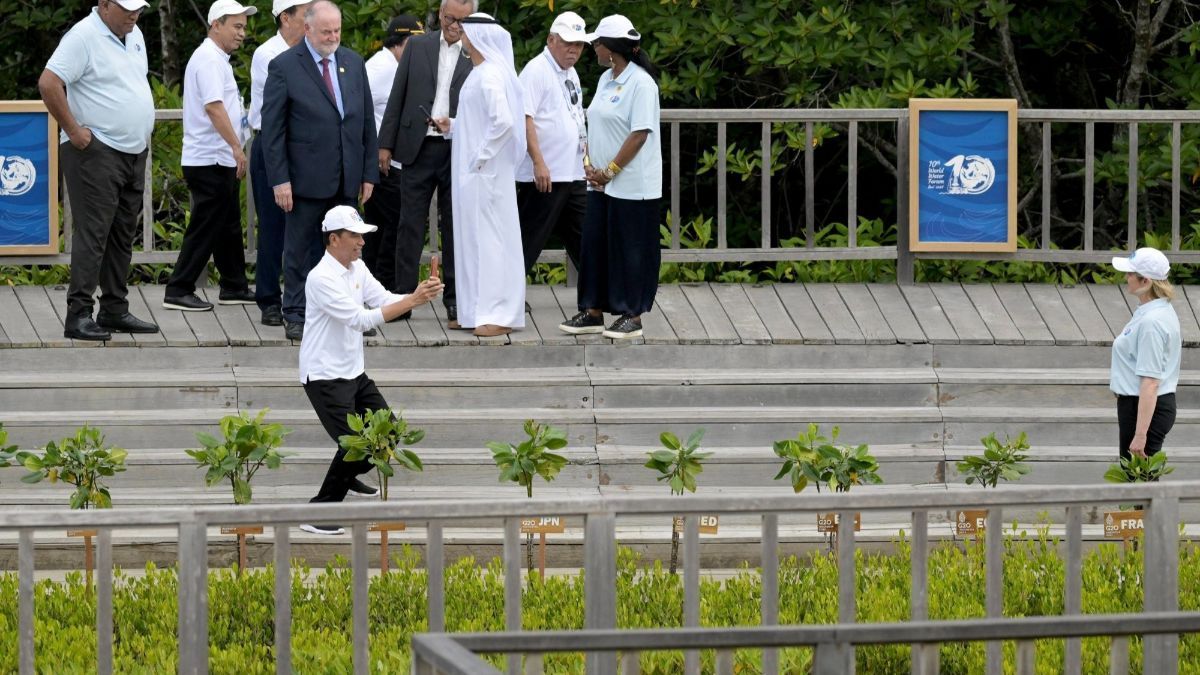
[520,517,565,534]
[1104,511,1144,539]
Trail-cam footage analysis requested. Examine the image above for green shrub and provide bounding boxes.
[186,410,292,505]
[957,431,1032,488]
[338,408,424,503]
[17,425,127,509]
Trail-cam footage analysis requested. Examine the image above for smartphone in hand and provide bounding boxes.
[419,104,434,126]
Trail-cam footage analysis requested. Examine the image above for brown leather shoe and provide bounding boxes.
[473,324,512,337]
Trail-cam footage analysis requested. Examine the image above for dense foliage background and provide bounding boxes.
[5,0,1200,283]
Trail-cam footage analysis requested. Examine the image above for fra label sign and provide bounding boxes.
[1104,511,1144,539]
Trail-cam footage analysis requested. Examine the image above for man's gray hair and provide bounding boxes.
[305,0,341,21]
[440,0,478,11]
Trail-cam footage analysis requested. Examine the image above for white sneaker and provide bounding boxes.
[300,523,345,535]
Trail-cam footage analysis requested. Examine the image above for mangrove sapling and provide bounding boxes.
[339,407,424,502]
[644,428,709,574]
[488,420,570,575]
[186,409,292,505]
[19,424,127,509]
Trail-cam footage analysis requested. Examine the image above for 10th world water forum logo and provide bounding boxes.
[925,154,995,196]
[0,155,36,197]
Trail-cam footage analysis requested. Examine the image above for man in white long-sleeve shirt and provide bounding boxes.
[298,205,442,535]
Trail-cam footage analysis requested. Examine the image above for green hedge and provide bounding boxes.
[1,529,1198,673]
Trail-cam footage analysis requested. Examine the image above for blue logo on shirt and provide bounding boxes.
[609,96,620,103]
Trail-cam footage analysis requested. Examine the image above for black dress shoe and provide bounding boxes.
[162,293,213,311]
[363,328,377,337]
[447,304,457,322]
[285,321,304,341]
[261,305,284,326]
[64,315,111,341]
[97,311,159,334]
[218,288,256,305]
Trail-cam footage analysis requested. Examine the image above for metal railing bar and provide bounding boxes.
[503,518,521,675]
[837,510,855,624]
[896,117,913,285]
[177,520,208,675]
[1041,122,1051,250]
[1015,640,1035,675]
[411,634,502,675]
[804,121,815,248]
[351,523,369,675]
[620,651,640,675]
[1144,495,1181,674]
[142,142,153,250]
[715,649,734,675]
[661,109,906,123]
[522,653,542,675]
[97,528,113,675]
[1085,122,1094,251]
[273,524,291,675]
[761,122,771,250]
[18,529,34,675]
[1017,109,1200,122]
[1173,121,1182,250]
[1064,505,1082,675]
[1128,122,1138,249]
[1111,636,1130,675]
[717,121,727,250]
[428,522,445,633]
[985,508,1003,675]
[683,515,700,674]
[442,611,1200,653]
[584,513,617,674]
[670,122,680,249]
[910,510,929,675]
[760,514,779,675]
[848,121,858,247]
[916,249,1200,263]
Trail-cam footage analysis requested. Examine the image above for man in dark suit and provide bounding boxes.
[377,0,474,326]
[261,0,378,340]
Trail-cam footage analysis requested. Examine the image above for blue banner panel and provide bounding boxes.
[0,112,51,247]
[917,109,1009,243]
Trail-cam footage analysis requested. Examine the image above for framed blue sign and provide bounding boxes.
[909,99,1017,252]
[0,102,59,255]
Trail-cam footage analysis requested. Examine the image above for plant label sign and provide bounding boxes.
[66,529,98,538]
[219,526,264,536]
[672,515,719,535]
[368,522,407,532]
[1104,511,1144,539]
[521,517,565,534]
[817,513,861,533]
[955,510,989,535]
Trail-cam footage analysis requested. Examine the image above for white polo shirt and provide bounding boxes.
[44,8,154,154]
[365,48,402,169]
[248,32,288,131]
[299,252,407,383]
[586,62,661,200]
[517,48,586,183]
[182,38,247,167]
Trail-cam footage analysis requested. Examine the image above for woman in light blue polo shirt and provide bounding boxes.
[558,15,661,340]
[1110,247,1181,461]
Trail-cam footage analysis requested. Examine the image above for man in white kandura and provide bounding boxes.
[432,13,525,337]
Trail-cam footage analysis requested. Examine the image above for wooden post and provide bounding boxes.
[68,530,98,587]
[220,526,264,575]
[538,532,547,577]
[369,523,406,573]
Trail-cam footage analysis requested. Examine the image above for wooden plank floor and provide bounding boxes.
[0,282,1178,348]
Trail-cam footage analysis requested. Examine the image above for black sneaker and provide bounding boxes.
[559,311,604,335]
[603,315,643,339]
[218,288,256,305]
[363,328,377,337]
[285,321,304,341]
[261,305,284,326]
[300,523,345,536]
[348,478,379,497]
[162,293,213,312]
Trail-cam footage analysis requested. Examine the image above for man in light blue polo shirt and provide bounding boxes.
[39,0,158,341]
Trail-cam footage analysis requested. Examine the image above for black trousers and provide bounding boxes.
[250,138,286,310]
[304,373,388,503]
[362,166,403,291]
[1117,392,1177,461]
[60,140,147,318]
[166,165,249,297]
[516,180,585,276]
[395,137,455,305]
[283,194,355,324]
[577,192,661,316]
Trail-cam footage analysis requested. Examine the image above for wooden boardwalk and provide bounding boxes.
[1,282,1198,349]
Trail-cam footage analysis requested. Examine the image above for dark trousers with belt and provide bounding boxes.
[362,166,403,291]
[516,180,585,276]
[250,138,286,311]
[396,137,454,305]
[577,192,661,316]
[304,373,387,503]
[283,194,355,325]
[166,164,249,298]
[1117,392,1177,461]
[60,140,147,319]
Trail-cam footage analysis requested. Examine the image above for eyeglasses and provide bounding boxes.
[564,80,579,106]
[440,13,465,27]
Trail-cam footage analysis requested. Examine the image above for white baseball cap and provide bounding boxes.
[322,205,378,234]
[583,14,640,42]
[271,0,308,17]
[114,0,150,10]
[549,11,590,43]
[207,0,257,24]
[1112,247,1170,280]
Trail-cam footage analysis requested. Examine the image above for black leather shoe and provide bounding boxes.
[285,321,304,341]
[447,304,457,322]
[162,293,213,311]
[64,315,111,341]
[218,288,255,305]
[363,328,377,337]
[261,305,284,326]
[97,311,159,334]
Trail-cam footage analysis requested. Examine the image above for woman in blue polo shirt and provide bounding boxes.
[1110,247,1181,461]
[558,14,661,340]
